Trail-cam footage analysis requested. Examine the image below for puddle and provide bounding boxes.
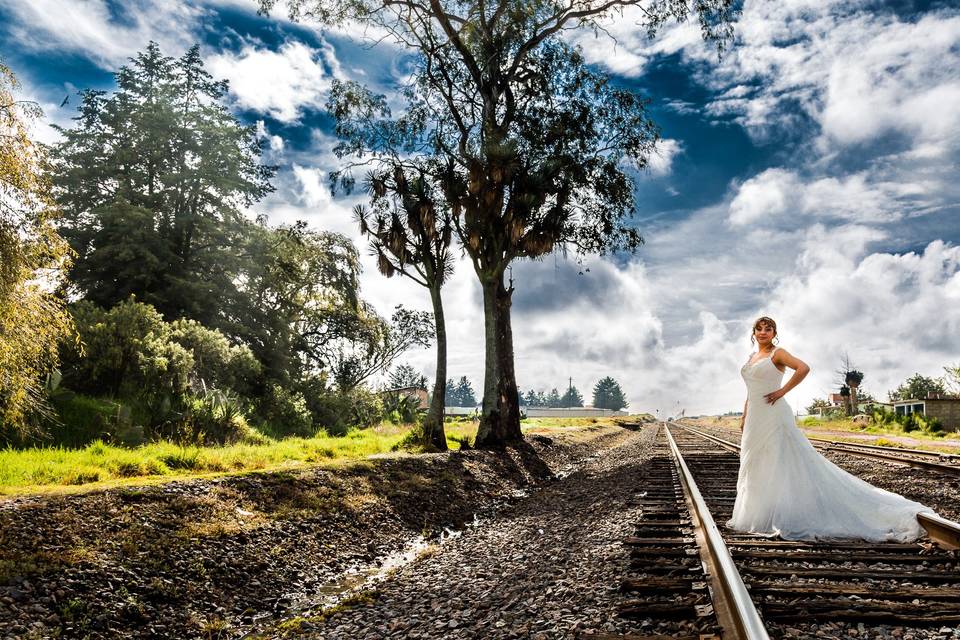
[239,523,471,638]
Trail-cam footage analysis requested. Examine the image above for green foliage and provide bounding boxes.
[805,398,833,415]
[592,377,628,411]
[0,61,74,443]
[328,305,434,392]
[560,385,584,408]
[178,389,262,446]
[169,318,261,395]
[869,406,943,435]
[382,391,421,423]
[256,383,315,439]
[50,42,275,327]
[888,373,948,402]
[63,298,193,399]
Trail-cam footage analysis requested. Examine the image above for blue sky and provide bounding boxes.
[2,0,958,415]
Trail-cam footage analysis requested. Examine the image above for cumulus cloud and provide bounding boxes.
[1,0,206,68]
[208,40,342,122]
[647,138,684,176]
[764,229,960,408]
[726,168,933,228]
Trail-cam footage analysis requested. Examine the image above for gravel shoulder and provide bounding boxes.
[280,424,660,640]
[0,424,641,640]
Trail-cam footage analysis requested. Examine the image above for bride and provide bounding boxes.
[726,316,937,542]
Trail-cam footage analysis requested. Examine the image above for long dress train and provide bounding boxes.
[726,346,937,542]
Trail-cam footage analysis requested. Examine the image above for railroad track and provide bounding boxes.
[677,419,960,478]
[607,423,960,640]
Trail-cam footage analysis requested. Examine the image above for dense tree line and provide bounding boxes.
[0,47,431,445]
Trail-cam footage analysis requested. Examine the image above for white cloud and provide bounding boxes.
[727,168,931,228]
[647,138,683,176]
[1,0,206,68]
[764,230,960,408]
[208,41,341,122]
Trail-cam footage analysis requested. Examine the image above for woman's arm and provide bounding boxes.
[764,348,811,404]
[740,398,747,431]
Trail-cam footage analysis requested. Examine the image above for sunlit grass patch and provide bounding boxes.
[0,416,619,496]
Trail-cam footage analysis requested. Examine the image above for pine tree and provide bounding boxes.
[456,376,477,406]
[593,376,628,411]
[50,42,276,327]
[560,386,584,408]
[388,363,426,389]
[445,378,460,406]
[546,388,561,408]
[523,389,539,407]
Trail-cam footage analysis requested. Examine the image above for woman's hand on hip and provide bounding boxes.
[764,389,785,404]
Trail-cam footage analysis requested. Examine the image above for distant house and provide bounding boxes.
[893,394,960,431]
[379,386,429,410]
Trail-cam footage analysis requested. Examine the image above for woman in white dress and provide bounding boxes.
[726,316,937,542]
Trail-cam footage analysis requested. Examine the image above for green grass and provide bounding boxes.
[0,417,625,496]
[0,422,466,495]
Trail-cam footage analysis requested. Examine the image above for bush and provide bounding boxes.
[256,383,315,438]
[177,389,259,445]
[306,386,386,436]
[169,318,261,395]
[64,298,194,399]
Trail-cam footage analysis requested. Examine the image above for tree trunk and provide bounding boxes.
[475,271,522,448]
[849,385,859,416]
[423,283,448,451]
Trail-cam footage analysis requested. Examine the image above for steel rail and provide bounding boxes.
[662,424,770,640]
[811,441,960,477]
[804,437,960,461]
[676,419,960,474]
[669,422,960,550]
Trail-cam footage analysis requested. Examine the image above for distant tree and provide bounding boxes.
[889,373,948,402]
[593,376,628,411]
[263,0,738,448]
[0,61,73,441]
[445,378,460,406]
[560,385,584,408]
[523,389,539,407]
[536,390,548,407]
[546,388,562,409]
[388,363,427,390]
[805,398,832,415]
[456,376,477,407]
[944,363,960,396]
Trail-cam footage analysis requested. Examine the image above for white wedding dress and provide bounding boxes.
[726,346,937,542]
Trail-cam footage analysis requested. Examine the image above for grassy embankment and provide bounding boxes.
[0,415,651,496]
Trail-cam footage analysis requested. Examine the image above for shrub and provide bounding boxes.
[256,383,314,438]
[169,319,261,395]
[178,389,255,445]
[64,298,194,399]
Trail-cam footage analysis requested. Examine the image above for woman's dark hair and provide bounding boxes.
[750,316,778,346]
